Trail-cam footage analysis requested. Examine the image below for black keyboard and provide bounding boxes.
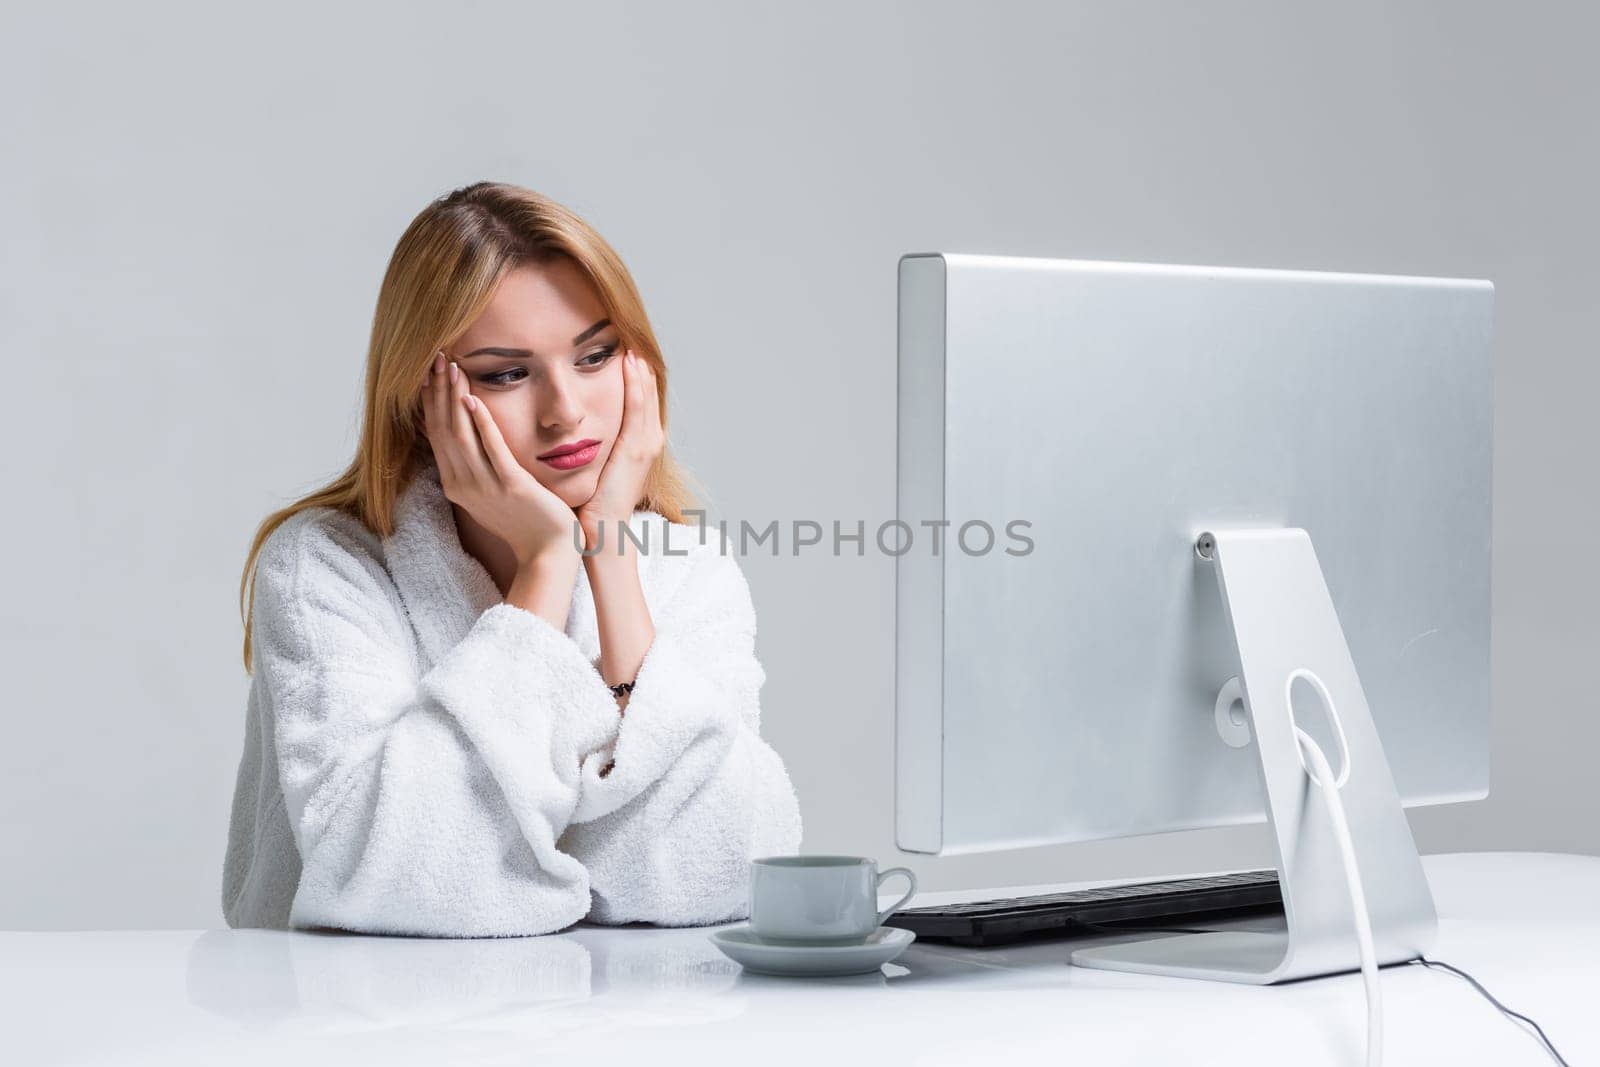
[881,869,1284,947]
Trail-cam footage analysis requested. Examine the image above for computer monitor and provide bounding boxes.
[894,252,1493,983]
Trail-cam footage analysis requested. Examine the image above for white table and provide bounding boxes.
[3,852,1593,1066]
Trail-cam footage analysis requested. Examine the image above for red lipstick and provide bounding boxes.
[538,439,601,470]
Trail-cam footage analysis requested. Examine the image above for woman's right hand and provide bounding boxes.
[420,350,581,567]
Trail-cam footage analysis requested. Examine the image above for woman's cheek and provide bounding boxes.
[483,399,526,441]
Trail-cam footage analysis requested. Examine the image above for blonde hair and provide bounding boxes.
[238,181,701,673]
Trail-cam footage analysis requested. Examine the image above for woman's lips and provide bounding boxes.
[539,441,601,470]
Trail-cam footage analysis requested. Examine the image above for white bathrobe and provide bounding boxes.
[221,454,804,937]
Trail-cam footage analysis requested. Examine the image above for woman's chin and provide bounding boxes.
[540,477,594,509]
[520,458,597,506]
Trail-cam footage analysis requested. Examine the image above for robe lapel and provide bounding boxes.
[381,455,510,672]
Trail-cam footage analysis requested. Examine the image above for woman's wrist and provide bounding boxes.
[582,524,639,566]
[506,550,580,631]
[578,506,637,550]
[514,530,581,567]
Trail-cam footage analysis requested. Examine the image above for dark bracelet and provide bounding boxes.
[608,680,635,698]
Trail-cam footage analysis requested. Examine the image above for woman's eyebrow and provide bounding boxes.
[460,317,612,359]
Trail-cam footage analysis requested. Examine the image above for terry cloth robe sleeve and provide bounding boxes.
[251,513,621,938]
[557,536,805,926]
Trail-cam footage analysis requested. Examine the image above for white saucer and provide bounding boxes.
[709,924,916,976]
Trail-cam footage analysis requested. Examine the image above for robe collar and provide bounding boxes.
[380,453,654,672]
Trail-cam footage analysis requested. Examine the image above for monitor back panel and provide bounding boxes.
[895,253,1493,855]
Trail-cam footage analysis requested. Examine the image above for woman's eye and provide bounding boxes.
[479,347,615,385]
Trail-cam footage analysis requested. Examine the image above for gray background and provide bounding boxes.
[1,0,1592,929]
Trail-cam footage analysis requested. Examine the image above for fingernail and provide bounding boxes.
[434,351,445,373]
[450,362,459,382]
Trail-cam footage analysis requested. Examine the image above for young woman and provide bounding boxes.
[221,181,803,937]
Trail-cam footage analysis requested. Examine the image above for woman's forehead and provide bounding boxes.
[464,263,610,354]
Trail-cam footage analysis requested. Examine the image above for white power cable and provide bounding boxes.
[1286,667,1382,1067]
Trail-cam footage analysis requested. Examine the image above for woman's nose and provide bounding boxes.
[538,381,583,429]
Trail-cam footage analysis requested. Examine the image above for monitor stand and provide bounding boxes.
[1069,527,1438,984]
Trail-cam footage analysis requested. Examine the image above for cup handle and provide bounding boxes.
[875,866,918,926]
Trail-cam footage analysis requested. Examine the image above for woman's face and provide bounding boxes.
[440,258,626,508]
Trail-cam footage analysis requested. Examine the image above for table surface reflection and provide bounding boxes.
[4,852,1596,1066]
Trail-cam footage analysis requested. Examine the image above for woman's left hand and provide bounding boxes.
[577,348,664,543]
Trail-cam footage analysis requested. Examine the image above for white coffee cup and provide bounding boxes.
[748,855,918,944]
